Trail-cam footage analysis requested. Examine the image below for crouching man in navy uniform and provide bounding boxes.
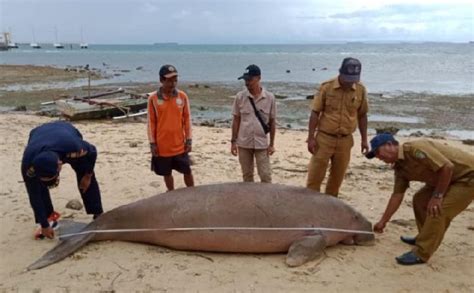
[21,121,103,239]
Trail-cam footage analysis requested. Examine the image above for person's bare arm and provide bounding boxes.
[231,115,240,156]
[427,163,453,217]
[267,118,276,155]
[374,193,405,233]
[358,113,368,154]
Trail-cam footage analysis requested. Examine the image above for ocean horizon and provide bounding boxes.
[1,43,473,95]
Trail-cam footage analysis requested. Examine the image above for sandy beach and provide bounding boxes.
[0,64,473,292]
[0,111,473,292]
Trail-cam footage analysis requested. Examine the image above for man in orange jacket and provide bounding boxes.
[147,64,194,191]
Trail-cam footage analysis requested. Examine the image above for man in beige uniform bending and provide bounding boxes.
[368,133,474,265]
[231,64,276,183]
[306,57,369,196]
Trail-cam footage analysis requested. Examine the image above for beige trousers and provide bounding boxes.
[411,181,474,261]
[306,132,354,196]
[238,147,271,183]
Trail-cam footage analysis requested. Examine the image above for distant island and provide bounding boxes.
[153,42,179,46]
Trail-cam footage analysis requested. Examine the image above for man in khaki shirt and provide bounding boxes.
[306,57,369,196]
[231,64,276,183]
[367,133,474,265]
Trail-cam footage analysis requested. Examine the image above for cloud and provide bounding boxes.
[141,2,158,13]
[1,0,472,43]
[289,3,473,42]
[328,4,442,19]
[171,9,191,20]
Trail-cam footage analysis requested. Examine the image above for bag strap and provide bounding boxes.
[248,96,269,133]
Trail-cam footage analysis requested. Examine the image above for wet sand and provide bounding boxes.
[0,64,102,86]
[1,65,473,138]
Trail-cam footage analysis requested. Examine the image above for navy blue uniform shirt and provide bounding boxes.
[22,121,99,227]
[22,121,96,174]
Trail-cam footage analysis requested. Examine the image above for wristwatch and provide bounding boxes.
[432,192,443,199]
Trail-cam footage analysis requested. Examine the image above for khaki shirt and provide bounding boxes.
[312,77,368,136]
[232,88,276,149]
[393,140,474,194]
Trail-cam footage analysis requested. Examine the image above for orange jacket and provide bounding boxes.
[147,89,192,157]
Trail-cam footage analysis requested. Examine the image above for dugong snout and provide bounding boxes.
[354,218,375,246]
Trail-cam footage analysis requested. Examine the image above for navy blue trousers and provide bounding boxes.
[22,159,103,228]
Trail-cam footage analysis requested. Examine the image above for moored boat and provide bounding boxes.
[53,89,149,120]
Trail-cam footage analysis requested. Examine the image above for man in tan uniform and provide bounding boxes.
[306,57,369,196]
[367,133,474,265]
[231,64,276,183]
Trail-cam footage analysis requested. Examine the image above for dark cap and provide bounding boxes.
[365,133,397,159]
[238,64,261,80]
[32,151,59,177]
[339,57,362,83]
[159,64,178,79]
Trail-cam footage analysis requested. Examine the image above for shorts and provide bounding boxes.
[151,153,191,176]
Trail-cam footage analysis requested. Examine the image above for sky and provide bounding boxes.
[0,0,473,44]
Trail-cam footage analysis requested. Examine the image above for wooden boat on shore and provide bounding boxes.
[54,89,149,120]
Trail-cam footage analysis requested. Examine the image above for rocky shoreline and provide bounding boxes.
[1,65,473,140]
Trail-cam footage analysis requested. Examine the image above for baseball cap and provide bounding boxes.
[159,64,178,78]
[238,64,261,80]
[339,57,362,83]
[32,151,60,178]
[365,133,397,159]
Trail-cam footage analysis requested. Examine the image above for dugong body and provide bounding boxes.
[28,183,374,270]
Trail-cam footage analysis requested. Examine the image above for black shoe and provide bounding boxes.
[400,235,416,245]
[395,251,425,265]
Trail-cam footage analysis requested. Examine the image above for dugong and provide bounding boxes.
[28,183,374,270]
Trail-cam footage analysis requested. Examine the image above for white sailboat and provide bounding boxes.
[8,42,18,49]
[30,29,41,49]
[53,27,64,49]
[79,27,88,49]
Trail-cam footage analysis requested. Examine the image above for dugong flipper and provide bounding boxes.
[28,182,374,270]
[286,235,327,267]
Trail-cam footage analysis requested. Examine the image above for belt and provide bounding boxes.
[319,130,350,138]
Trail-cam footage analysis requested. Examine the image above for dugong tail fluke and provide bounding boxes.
[27,223,95,270]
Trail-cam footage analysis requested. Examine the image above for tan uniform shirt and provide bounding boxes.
[232,88,276,149]
[393,140,474,194]
[312,77,368,136]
